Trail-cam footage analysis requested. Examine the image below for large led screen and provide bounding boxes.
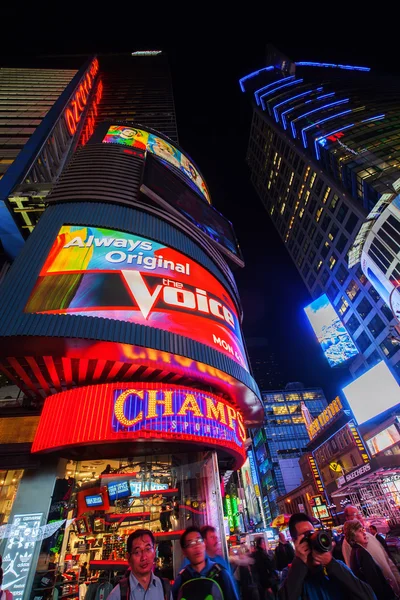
[102,125,211,204]
[304,294,358,367]
[342,361,400,424]
[24,226,249,371]
[366,423,400,456]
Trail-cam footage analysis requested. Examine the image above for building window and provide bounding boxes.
[345,213,359,235]
[346,313,360,335]
[329,253,337,270]
[356,297,373,319]
[328,223,339,242]
[366,350,380,366]
[327,281,339,301]
[308,273,316,287]
[336,234,348,254]
[309,249,316,263]
[320,269,330,286]
[302,262,310,279]
[356,330,371,352]
[337,296,350,317]
[346,280,361,302]
[381,303,394,322]
[367,314,385,338]
[356,266,368,286]
[315,260,323,273]
[314,232,323,249]
[337,204,349,224]
[368,286,381,304]
[350,454,357,467]
[321,214,331,232]
[380,337,399,358]
[336,263,349,285]
[329,194,339,213]
[321,242,330,259]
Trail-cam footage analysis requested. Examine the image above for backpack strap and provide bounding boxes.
[206,563,223,581]
[118,576,130,600]
[160,578,171,600]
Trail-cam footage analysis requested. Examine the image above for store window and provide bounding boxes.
[28,452,223,598]
[0,469,24,525]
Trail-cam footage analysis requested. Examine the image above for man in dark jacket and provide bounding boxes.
[278,513,377,600]
[252,537,279,599]
[369,525,390,554]
[274,532,295,571]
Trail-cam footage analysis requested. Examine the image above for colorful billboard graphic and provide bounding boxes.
[366,423,400,456]
[31,383,246,466]
[304,294,358,367]
[103,125,211,203]
[24,226,248,371]
[343,361,400,424]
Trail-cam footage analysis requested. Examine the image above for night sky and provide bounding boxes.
[2,11,399,401]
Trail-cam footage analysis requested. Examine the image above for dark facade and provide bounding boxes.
[240,47,400,383]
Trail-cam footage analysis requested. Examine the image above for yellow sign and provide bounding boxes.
[329,461,342,473]
[308,397,343,440]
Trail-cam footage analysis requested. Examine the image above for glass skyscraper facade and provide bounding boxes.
[241,47,400,383]
[253,384,327,519]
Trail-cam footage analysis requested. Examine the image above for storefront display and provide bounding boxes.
[0,470,24,525]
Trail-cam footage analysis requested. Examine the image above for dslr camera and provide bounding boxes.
[301,529,333,553]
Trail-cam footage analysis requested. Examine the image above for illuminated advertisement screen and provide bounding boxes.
[24,226,248,371]
[143,154,243,266]
[366,424,400,456]
[85,494,103,507]
[343,361,400,424]
[108,481,130,500]
[102,125,211,203]
[304,294,358,367]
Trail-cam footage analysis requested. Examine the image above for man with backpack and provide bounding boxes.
[172,526,239,600]
[106,529,172,600]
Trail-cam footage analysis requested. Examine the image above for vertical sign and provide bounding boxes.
[2,513,43,598]
[223,495,234,531]
[248,450,261,497]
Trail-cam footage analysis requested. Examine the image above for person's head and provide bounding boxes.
[279,532,287,544]
[344,505,364,524]
[83,562,87,567]
[289,513,314,541]
[255,537,266,551]
[180,526,205,566]
[344,520,368,547]
[126,529,156,578]
[200,525,219,557]
[161,505,166,511]
[369,525,378,535]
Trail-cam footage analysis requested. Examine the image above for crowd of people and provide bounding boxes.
[2,505,400,600]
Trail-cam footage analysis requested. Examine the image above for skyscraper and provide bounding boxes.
[240,46,400,382]
[0,51,262,599]
[253,382,327,519]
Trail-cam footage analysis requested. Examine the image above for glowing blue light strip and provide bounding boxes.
[239,66,274,92]
[254,75,294,106]
[260,78,304,111]
[316,92,335,100]
[361,114,385,123]
[296,61,370,72]
[272,87,323,122]
[314,122,355,160]
[291,98,349,138]
[301,109,352,147]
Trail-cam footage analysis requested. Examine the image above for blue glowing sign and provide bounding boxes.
[108,480,130,500]
[304,294,358,367]
[85,494,103,507]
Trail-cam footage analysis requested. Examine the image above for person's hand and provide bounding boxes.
[294,534,311,564]
[312,550,333,567]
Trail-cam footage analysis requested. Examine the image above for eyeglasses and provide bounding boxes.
[185,538,204,549]
[130,546,154,558]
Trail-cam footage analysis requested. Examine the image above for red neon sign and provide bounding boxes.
[31,382,246,466]
[80,79,103,146]
[65,58,99,136]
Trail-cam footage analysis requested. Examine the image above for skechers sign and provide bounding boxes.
[24,225,248,370]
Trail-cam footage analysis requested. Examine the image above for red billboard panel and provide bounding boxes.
[31,383,246,465]
[24,225,248,371]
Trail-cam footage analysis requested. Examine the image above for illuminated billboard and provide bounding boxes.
[31,383,247,466]
[342,361,400,424]
[24,225,248,371]
[304,294,358,367]
[103,125,211,203]
[366,423,400,456]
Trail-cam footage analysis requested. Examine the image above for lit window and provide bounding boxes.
[329,254,337,270]
[323,187,331,204]
[315,207,323,222]
[345,280,361,302]
[316,260,323,271]
[337,296,350,316]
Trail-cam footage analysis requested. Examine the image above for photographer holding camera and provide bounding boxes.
[278,513,377,600]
